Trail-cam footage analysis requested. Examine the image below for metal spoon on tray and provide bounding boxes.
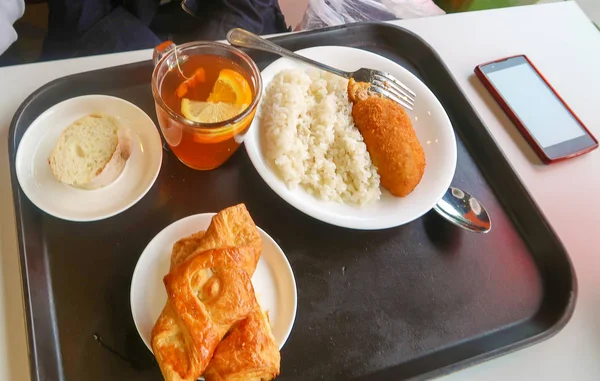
[434,187,491,233]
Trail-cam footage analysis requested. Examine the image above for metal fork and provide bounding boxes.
[226,28,416,110]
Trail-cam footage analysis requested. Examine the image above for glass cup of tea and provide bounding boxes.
[151,41,262,170]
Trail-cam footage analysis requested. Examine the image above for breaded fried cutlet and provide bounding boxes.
[348,79,426,197]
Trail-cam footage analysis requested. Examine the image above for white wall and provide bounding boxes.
[540,0,600,24]
[280,0,600,28]
[575,0,600,24]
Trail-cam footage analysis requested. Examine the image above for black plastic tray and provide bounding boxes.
[8,22,576,381]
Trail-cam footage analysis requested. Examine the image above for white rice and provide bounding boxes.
[262,68,381,205]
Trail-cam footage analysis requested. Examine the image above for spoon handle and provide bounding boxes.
[226,28,350,79]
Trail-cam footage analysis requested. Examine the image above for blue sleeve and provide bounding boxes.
[43,0,161,59]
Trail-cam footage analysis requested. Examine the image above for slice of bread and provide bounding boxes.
[49,113,130,190]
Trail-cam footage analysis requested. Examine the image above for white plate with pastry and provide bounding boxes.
[244,46,457,230]
[130,206,297,358]
[15,94,163,221]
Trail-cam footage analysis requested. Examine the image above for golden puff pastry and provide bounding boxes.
[180,246,262,279]
[152,204,280,381]
[170,204,262,270]
[170,230,205,270]
[201,205,280,381]
[204,307,280,381]
[152,247,257,381]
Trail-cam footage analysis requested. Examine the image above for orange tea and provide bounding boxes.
[152,42,261,170]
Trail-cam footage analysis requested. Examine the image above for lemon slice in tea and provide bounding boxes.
[181,98,247,124]
[207,69,252,105]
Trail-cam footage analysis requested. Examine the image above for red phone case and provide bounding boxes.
[474,55,597,164]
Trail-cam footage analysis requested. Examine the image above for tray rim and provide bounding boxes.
[7,21,577,381]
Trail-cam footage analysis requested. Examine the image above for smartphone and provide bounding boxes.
[475,55,597,163]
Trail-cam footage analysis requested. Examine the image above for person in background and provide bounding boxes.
[0,0,25,56]
[42,0,288,60]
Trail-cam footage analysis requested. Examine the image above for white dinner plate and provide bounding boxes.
[244,46,457,230]
[15,95,163,222]
[130,213,297,352]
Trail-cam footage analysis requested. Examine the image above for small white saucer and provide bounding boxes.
[15,95,163,221]
[130,213,298,352]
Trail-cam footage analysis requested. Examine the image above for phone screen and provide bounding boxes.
[483,57,586,148]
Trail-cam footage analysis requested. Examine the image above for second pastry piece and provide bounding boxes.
[152,248,257,381]
[203,252,280,380]
[170,203,262,270]
[204,307,280,381]
[199,208,280,380]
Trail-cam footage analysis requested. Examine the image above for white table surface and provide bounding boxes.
[1,2,599,380]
